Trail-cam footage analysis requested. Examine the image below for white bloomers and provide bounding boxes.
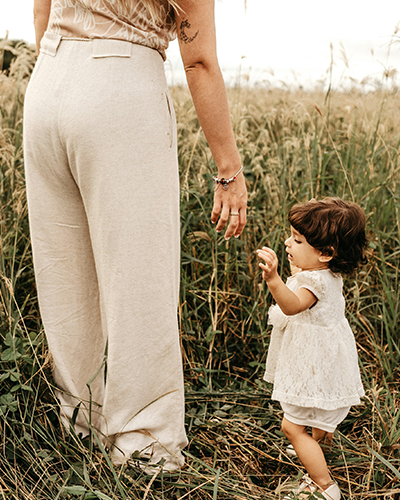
[281,402,350,433]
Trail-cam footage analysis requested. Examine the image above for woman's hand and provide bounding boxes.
[257,247,279,283]
[211,172,247,239]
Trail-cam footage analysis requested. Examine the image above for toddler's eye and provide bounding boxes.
[294,239,302,244]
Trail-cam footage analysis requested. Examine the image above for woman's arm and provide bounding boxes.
[33,0,51,52]
[257,247,317,315]
[175,0,247,239]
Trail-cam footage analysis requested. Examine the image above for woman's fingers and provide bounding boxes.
[212,205,247,240]
[234,208,247,238]
[223,210,241,240]
[211,196,222,225]
[215,208,247,239]
[215,205,230,233]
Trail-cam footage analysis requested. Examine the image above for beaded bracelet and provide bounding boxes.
[212,165,243,191]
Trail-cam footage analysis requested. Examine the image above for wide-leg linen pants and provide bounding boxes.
[23,32,188,468]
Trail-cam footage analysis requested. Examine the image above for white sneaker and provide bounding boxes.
[286,444,297,457]
[320,482,341,500]
[283,475,316,500]
[283,475,341,500]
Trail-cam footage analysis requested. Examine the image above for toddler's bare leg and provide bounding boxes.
[282,417,332,488]
[312,428,334,453]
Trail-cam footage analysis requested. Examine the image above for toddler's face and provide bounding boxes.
[285,227,329,272]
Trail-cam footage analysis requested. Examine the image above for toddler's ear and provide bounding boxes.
[319,254,333,263]
[319,246,335,263]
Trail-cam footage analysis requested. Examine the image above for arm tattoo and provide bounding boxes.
[179,19,199,44]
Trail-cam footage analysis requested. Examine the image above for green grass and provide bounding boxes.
[0,40,399,499]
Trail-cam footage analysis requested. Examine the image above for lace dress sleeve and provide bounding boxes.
[295,271,327,300]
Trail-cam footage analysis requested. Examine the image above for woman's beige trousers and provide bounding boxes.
[23,32,188,469]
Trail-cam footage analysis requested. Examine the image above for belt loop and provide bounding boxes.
[40,32,62,57]
[92,39,132,58]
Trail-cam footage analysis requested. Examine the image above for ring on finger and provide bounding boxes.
[230,212,240,216]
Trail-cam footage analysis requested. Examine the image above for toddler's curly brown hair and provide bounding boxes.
[288,197,367,274]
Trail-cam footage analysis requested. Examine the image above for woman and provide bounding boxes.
[24,0,247,471]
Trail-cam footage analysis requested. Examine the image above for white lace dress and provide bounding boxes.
[264,269,365,410]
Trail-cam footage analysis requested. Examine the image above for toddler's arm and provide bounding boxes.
[257,247,317,315]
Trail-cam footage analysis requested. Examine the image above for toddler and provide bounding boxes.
[257,198,367,500]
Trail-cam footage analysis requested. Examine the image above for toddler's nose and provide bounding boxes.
[285,236,291,246]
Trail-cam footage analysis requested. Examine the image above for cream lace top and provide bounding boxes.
[264,269,365,410]
[46,0,176,60]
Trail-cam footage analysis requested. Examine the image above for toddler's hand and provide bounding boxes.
[257,247,279,283]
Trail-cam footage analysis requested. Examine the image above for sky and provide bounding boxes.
[1,0,399,88]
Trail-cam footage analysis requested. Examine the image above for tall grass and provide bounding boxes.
[0,41,399,499]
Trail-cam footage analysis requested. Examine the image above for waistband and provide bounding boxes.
[40,31,146,59]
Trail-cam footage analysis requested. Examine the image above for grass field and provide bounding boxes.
[0,38,399,499]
